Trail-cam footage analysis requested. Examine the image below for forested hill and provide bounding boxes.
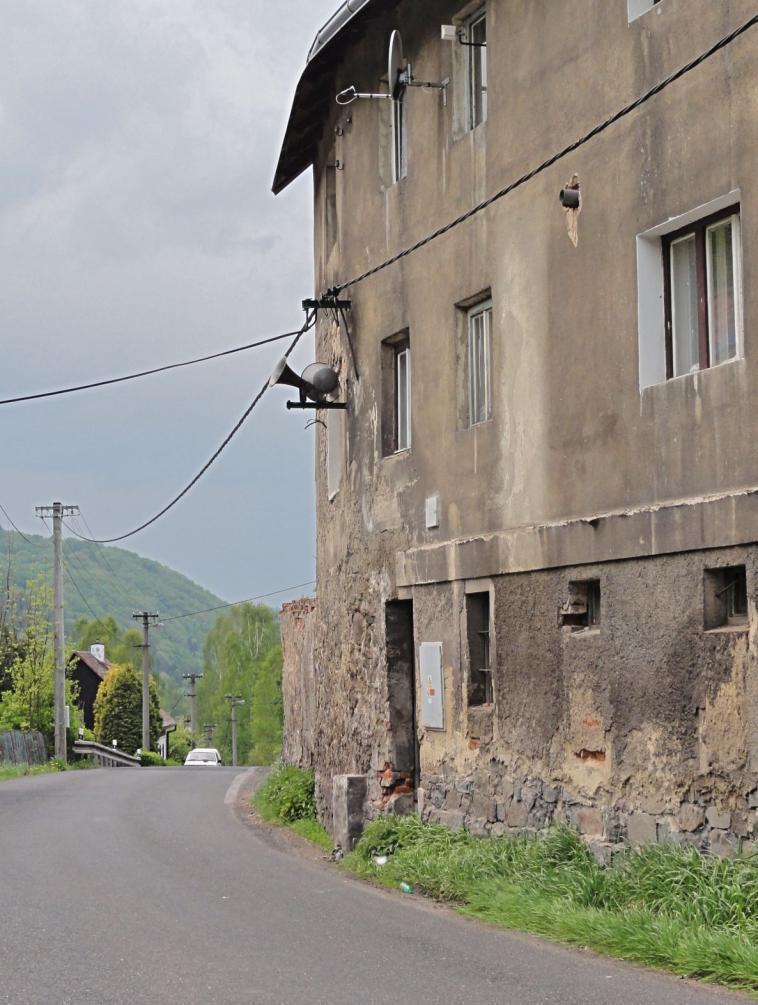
[0,526,225,680]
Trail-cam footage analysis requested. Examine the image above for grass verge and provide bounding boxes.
[344,816,758,995]
[253,765,332,850]
[0,760,66,782]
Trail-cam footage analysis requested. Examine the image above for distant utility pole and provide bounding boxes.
[36,501,79,763]
[182,673,204,739]
[224,694,245,767]
[202,723,216,746]
[132,611,160,752]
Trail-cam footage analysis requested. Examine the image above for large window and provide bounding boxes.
[466,9,487,129]
[467,300,492,425]
[663,207,741,378]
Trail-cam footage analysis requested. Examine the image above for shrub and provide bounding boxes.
[255,765,316,823]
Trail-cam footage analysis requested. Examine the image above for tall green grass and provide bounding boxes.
[253,765,332,850]
[346,818,758,992]
[0,761,65,782]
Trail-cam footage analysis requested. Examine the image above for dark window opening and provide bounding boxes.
[466,592,492,706]
[704,566,748,630]
[561,580,601,631]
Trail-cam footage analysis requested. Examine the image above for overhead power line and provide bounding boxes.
[63,560,99,620]
[0,328,304,406]
[160,580,316,623]
[63,314,315,544]
[331,12,758,295]
[0,506,33,546]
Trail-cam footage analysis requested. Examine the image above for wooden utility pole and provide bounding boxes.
[224,694,245,767]
[182,672,203,740]
[132,611,160,752]
[36,502,79,763]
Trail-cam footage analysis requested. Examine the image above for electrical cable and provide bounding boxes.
[66,512,136,611]
[330,12,758,295]
[0,503,33,545]
[0,328,305,406]
[160,580,316,623]
[63,560,100,620]
[63,314,315,544]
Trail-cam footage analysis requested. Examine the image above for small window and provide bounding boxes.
[467,300,492,425]
[465,9,487,129]
[466,592,492,706]
[663,207,741,379]
[561,580,601,632]
[382,334,411,455]
[704,566,748,631]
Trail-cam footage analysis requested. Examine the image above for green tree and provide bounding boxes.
[94,664,162,754]
[0,578,81,744]
[197,604,283,765]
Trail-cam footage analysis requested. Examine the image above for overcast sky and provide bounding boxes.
[0,0,340,605]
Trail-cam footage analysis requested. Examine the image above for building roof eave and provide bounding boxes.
[272,0,382,195]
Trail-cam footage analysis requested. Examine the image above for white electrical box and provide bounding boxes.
[419,643,445,730]
[441,24,457,41]
[425,494,440,529]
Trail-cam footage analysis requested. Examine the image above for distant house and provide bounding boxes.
[69,644,111,731]
[69,643,177,756]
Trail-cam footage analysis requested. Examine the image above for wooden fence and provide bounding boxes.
[0,730,48,766]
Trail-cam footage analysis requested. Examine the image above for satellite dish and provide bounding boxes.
[389,29,405,100]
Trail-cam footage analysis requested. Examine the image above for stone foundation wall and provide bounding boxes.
[412,544,758,857]
[286,541,758,852]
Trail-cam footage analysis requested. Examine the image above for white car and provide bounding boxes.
[184,748,223,766]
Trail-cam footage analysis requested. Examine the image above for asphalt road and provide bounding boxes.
[0,768,748,1005]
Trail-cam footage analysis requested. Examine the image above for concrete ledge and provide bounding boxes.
[397,485,758,586]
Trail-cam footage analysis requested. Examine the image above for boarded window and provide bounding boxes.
[561,580,601,631]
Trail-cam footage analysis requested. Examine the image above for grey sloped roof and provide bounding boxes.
[273,0,395,194]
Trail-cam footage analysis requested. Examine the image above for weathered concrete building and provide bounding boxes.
[275,0,758,855]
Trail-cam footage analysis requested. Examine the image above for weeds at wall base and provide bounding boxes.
[252,764,331,850]
[341,817,758,996]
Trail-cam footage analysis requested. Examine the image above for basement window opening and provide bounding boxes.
[704,566,748,631]
[561,580,601,632]
[466,591,493,706]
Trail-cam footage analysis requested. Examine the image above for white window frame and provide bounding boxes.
[395,345,411,451]
[465,8,487,130]
[467,300,492,425]
[636,189,742,391]
[705,212,742,367]
[392,91,407,183]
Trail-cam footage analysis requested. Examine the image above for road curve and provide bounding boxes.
[0,768,747,1005]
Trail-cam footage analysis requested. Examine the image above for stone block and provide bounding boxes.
[433,808,465,831]
[627,812,657,846]
[490,822,506,838]
[521,780,542,810]
[542,783,561,804]
[709,830,738,858]
[386,793,415,816]
[506,801,529,829]
[467,817,490,837]
[528,803,550,831]
[495,800,510,822]
[706,807,731,830]
[332,774,368,851]
[416,787,426,819]
[677,803,705,832]
[572,806,603,836]
[732,810,752,838]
